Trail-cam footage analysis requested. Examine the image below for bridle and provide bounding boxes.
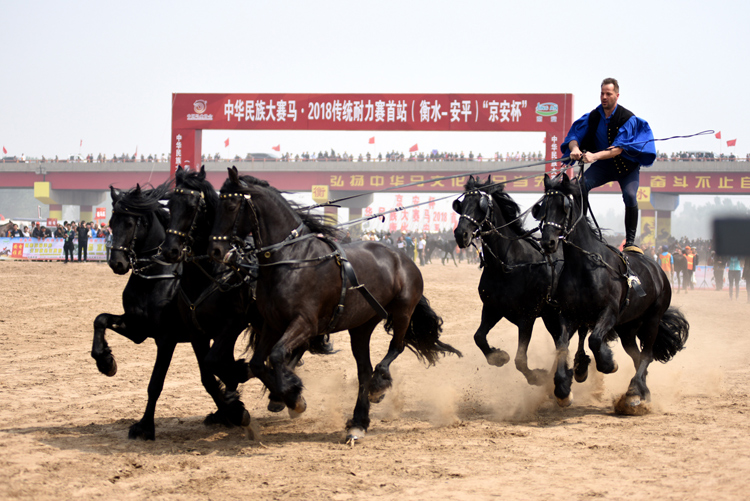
[455,190,492,239]
[166,187,206,257]
[538,189,579,241]
[110,209,167,277]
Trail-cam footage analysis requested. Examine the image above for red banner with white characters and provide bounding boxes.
[171,93,574,173]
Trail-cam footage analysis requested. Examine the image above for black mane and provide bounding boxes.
[465,176,528,237]
[175,168,219,210]
[112,181,171,229]
[221,174,340,239]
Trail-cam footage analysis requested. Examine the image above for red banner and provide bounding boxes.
[171,93,573,173]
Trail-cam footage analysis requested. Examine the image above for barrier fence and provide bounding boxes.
[0,237,108,261]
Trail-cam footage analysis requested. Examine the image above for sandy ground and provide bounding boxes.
[1,259,749,500]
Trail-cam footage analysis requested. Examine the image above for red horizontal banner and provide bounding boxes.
[172,93,573,132]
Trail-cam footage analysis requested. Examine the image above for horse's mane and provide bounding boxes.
[222,174,341,239]
[112,180,172,228]
[465,176,528,237]
[175,168,219,210]
[548,174,606,243]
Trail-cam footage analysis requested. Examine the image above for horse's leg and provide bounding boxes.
[587,311,620,374]
[128,338,176,440]
[451,250,458,267]
[514,318,547,386]
[573,328,591,383]
[474,305,509,367]
[551,319,575,406]
[345,319,379,443]
[616,322,642,371]
[266,319,312,414]
[91,313,149,376]
[191,337,259,439]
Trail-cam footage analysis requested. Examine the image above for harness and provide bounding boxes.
[213,190,389,334]
[165,187,206,258]
[537,184,647,305]
[111,209,175,280]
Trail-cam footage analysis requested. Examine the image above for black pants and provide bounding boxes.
[64,245,73,262]
[78,241,88,261]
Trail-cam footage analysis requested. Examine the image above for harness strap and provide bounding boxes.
[324,239,389,333]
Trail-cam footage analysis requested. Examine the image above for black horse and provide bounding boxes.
[208,167,461,442]
[91,182,256,440]
[537,172,689,413]
[453,175,590,390]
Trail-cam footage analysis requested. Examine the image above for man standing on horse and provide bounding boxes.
[561,78,656,251]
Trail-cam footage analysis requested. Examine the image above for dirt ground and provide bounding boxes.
[1,259,749,500]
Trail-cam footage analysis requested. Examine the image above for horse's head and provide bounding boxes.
[538,173,580,255]
[209,166,260,263]
[453,175,493,248]
[162,165,211,263]
[108,183,169,274]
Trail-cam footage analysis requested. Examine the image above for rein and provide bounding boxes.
[111,211,174,279]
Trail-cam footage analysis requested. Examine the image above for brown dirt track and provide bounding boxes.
[1,259,749,500]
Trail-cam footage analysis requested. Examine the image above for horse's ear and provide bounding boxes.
[532,201,545,220]
[452,198,462,214]
[561,172,570,188]
[199,165,206,180]
[110,185,120,203]
[228,166,240,184]
[176,165,184,173]
[134,184,142,197]
[543,174,551,190]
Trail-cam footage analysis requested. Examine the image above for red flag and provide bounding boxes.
[368,137,375,144]
[727,139,737,147]
[542,136,546,144]
[2,146,6,154]
[271,145,280,152]
[715,131,722,139]
[224,138,230,147]
[80,139,83,147]
[409,143,418,152]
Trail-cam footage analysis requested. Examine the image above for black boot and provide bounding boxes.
[624,206,639,249]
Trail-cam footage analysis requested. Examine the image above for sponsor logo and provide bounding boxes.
[194,100,208,114]
[535,102,559,117]
[188,99,213,120]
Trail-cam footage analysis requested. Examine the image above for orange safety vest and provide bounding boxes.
[659,253,672,272]
[686,254,694,271]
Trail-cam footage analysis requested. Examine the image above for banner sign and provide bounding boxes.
[0,238,108,261]
[171,92,573,173]
[172,93,573,132]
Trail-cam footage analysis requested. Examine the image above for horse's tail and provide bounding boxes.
[652,306,689,363]
[389,295,462,365]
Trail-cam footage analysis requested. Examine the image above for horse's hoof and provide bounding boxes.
[368,389,386,404]
[128,421,155,441]
[526,369,549,386]
[287,396,306,418]
[574,369,588,383]
[204,410,233,427]
[486,350,510,367]
[611,360,619,373]
[267,400,286,413]
[614,394,651,416]
[96,356,117,377]
[241,411,261,441]
[556,393,574,408]
[345,427,366,445]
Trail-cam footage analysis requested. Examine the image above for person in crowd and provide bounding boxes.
[341,231,352,244]
[727,256,742,300]
[396,235,406,254]
[104,226,113,261]
[77,220,89,262]
[405,232,415,261]
[561,78,656,251]
[417,233,427,266]
[672,247,688,293]
[22,225,30,237]
[710,251,725,291]
[32,222,44,239]
[658,245,673,284]
[685,245,698,290]
[63,222,75,263]
[54,224,65,239]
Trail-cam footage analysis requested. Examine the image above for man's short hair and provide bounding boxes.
[601,78,619,93]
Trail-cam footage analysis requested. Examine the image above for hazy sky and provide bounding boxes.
[1,0,747,160]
